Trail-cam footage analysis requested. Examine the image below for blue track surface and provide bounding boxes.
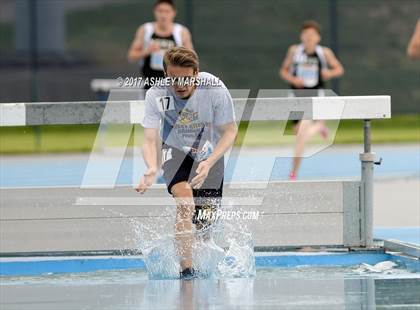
[1,145,419,188]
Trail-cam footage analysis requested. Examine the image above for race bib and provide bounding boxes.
[162,148,172,164]
[156,96,175,112]
[296,63,319,88]
[150,50,165,71]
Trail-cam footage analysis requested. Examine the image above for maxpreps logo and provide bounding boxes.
[178,108,199,125]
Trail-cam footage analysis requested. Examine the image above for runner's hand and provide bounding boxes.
[135,167,157,194]
[146,40,160,54]
[190,160,211,189]
[291,77,305,88]
[321,69,333,81]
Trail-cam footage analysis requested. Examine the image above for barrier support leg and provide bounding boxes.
[360,119,376,248]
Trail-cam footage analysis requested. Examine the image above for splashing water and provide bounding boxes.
[192,235,225,278]
[126,203,257,280]
[143,237,180,279]
[212,214,257,278]
[353,261,400,275]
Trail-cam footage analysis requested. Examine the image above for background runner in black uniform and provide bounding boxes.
[280,20,344,180]
[128,0,193,89]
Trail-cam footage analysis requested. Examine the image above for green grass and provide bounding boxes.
[236,114,420,146]
[0,115,418,154]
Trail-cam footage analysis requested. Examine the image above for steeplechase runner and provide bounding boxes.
[127,0,194,89]
[135,47,237,279]
[279,20,344,180]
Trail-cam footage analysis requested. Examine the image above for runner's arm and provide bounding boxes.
[407,19,420,59]
[141,90,162,171]
[280,45,304,88]
[207,88,237,167]
[182,27,194,50]
[143,128,160,172]
[323,47,344,78]
[206,122,237,168]
[127,25,157,63]
[190,122,237,189]
[280,45,298,83]
[135,127,159,193]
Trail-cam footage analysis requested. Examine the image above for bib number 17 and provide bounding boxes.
[156,96,175,111]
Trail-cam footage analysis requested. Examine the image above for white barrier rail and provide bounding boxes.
[0,96,390,126]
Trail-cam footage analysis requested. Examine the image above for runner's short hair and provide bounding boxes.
[154,0,175,9]
[301,20,321,35]
[163,47,199,73]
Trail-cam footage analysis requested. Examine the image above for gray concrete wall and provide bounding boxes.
[0,181,362,254]
[374,177,420,227]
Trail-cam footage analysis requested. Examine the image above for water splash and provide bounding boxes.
[212,213,256,278]
[143,237,179,279]
[353,261,400,275]
[127,203,256,280]
[192,235,225,278]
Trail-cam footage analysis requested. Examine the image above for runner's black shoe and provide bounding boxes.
[180,267,197,280]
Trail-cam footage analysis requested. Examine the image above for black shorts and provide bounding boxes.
[161,145,224,231]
